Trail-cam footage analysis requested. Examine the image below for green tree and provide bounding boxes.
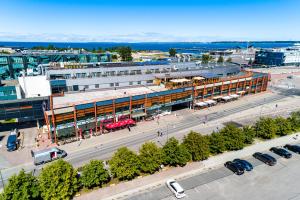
[217,55,224,63]
[201,54,211,64]
[220,124,245,151]
[288,111,300,131]
[1,169,40,200]
[118,46,133,61]
[162,137,191,167]
[39,159,79,200]
[242,126,256,144]
[169,48,177,57]
[255,117,278,139]
[80,160,110,189]
[226,57,232,62]
[208,131,225,155]
[139,142,164,174]
[109,147,140,180]
[274,116,292,136]
[182,131,210,161]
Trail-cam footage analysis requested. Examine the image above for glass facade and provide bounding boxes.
[0,53,111,80]
[255,50,285,66]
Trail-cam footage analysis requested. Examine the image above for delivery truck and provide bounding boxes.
[31,147,67,165]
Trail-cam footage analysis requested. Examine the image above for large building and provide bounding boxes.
[0,52,111,80]
[43,61,241,94]
[43,64,269,143]
[255,46,300,66]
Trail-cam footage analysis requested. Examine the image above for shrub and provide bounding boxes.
[183,131,210,161]
[255,117,277,139]
[109,147,141,180]
[274,116,292,136]
[1,169,40,200]
[208,131,226,154]
[80,160,110,189]
[39,159,79,200]
[242,126,256,144]
[139,142,164,174]
[162,137,191,167]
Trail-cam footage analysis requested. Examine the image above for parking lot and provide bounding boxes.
[128,146,300,200]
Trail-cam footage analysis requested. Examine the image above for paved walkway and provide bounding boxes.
[76,132,300,200]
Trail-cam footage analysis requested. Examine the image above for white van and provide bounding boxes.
[31,147,67,165]
[166,179,186,199]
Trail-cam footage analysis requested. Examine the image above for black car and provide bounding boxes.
[233,159,253,171]
[284,144,300,154]
[253,152,277,166]
[224,161,244,175]
[270,147,292,159]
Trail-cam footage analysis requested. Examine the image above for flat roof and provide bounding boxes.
[53,85,167,109]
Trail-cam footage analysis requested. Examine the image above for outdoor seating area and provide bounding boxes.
[195,94,241,109]
[105,119,136,131]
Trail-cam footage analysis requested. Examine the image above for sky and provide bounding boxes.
[0,0,299,42]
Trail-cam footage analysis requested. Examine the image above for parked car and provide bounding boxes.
[224,161,244,175]
[284,144,300,154]
[166,179,186,199]
[270,147,292,158]
[233,159,253,171]
[6,129,19,152]
[253,152,277,166]
[31,147,67,165]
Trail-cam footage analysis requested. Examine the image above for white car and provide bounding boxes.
[166,179,186,199]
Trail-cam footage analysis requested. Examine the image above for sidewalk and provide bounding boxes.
[76,132,300,200]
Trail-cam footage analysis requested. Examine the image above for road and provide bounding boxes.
[0,92,292,189]
[127,146,300,200]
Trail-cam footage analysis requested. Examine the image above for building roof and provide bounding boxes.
[53,85,167,109]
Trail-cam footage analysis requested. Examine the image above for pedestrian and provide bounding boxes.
[127,126,131,132]
[275,104,278,108]
[160,131,163,137]
[157,131,160,137]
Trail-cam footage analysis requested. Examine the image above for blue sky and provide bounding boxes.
[0,0,299,42]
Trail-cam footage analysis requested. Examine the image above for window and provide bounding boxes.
[84,85,89,89]
[129,81,133,85]
[115,83,119,86]
[137,81,141,85]
[146,80,153,84]
[95,84,99,88]
[110,83,114,87]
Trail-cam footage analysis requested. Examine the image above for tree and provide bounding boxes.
[39,159,79,200]
[274,117,292,136]
[242,126,256,144]
[162,137,191,167]
[80,160,110,189]
[217,55,224,63]
[139,142,164,174]
[182,131,210,161]
[1,169,40,200]
[201,54,211,64]
[288,111,300,131]
[208,131,225,155]
[169,48,177,57]
[226,57,232,63]
[220,124,245,151]
[109,147,140,180]
[255,117,278,139]
[118,46,133,61]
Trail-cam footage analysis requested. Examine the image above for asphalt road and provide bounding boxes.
[127,147,300,200]
[0,93,288,189]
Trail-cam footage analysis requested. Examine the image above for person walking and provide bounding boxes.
[127,126,131,132]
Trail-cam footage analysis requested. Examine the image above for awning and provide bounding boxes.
[204,100,217,105]
[195,102,208,107]
[213,95,223,100]
[230,94,240,98]
[237,91,246,94]
[170,78,191,83]
[221,96,233,101]
[193,76,205,80]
